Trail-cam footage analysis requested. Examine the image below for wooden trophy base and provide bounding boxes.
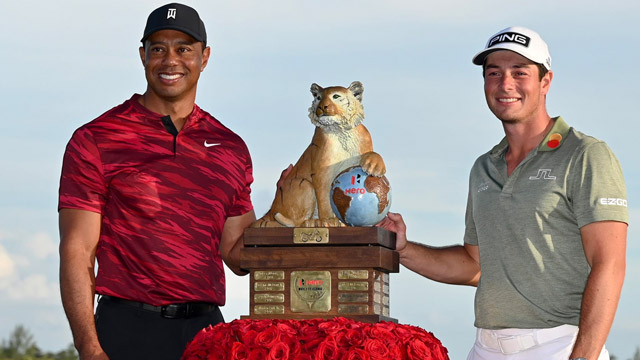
[240,227,398,323]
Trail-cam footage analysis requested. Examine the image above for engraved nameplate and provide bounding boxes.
[254,271,285,281]
[290,271,331,312]
[338,293,369,303]
[338,304,369,315]
[254,293,285,303]
[255,282,285,292]
[254,305,285,315]
[293,228,329,244]
[338,270,369,280]
[338,281,369,291]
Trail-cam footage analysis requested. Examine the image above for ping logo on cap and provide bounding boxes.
[488,32,530,48]
[167,8,176,19]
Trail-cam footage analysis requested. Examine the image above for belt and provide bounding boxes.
[477,324,578,354]
[100,295,219,319]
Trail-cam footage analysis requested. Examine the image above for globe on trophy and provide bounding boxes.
[330,166,392,227]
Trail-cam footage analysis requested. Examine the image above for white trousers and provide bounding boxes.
[466,324,609,360]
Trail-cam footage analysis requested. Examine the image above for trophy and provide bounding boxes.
[241,81,397,323]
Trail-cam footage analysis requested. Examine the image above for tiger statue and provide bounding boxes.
[252,81,386,227]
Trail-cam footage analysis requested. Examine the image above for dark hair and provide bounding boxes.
[482,62,549,81]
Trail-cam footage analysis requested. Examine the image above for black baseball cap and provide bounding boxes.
[141,3,207,46]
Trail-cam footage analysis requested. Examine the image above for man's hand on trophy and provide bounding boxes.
[376,212,408,253]
[360,151,386,177]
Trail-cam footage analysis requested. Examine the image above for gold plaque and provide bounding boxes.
[338,304,369,315]
[293,228,329,244]
[254,271,285,281]
[254,293,285,303]
[254,305,285,315]
[290,271,331,312]
[338,270,369,280]
[255,282,285,292]
[338,293,369,303]
[338,281,369,291]
[374,303,381,315]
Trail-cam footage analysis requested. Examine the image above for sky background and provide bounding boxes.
[1,0,638,358]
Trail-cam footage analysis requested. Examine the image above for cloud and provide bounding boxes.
[0,244,16,280]
[27,232,58,259]
[0,238,59,305]
[4,274,60,305]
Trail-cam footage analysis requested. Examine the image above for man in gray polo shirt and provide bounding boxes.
[379,26,628,360]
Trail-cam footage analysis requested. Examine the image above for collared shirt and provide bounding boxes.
[59,94,253,306]
[464,116,628,329]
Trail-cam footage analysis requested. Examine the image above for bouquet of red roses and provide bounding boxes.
[182,317,449,360]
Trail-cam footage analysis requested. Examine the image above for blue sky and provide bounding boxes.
[0,0,638,358]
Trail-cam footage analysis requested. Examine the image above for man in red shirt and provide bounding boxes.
[58,4,255,359]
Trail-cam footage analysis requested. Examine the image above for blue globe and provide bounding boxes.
[330,166,392,226]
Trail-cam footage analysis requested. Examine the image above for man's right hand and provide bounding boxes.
[376,212,408,253]
[79,348,110,360]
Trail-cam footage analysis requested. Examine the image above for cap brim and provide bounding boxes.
[141,25,206,44]
[472,49,501,66]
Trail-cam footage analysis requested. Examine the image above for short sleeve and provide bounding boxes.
[227,145,254,217]
[569,141,628,227]
[58,127,107,213]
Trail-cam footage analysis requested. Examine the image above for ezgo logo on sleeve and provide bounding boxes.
[599,198,628,207]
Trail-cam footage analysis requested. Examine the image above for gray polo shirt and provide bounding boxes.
[464,116,628,329]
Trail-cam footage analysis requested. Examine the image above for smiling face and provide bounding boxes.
[483,50,552,125]
[139,29,210,105]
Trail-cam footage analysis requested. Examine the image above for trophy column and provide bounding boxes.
[240,227,399,323]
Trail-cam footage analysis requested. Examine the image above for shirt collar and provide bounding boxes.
[130,93,203,126]
[489,116,568,158]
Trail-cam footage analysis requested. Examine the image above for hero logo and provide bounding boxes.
[345,188,366,195]
[298,278,323,286]
[489,32,531,48]
[599,198,628,207]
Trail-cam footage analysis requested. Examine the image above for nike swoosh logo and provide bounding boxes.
[204,141,221,148]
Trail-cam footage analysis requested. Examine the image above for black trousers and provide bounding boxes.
[95,297,224,360]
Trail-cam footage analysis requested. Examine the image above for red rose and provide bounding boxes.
[254,326,280,348]
[365,324,394,344]
[238,329,257,346]
[387,343,405,360]
[427,336,449,360]
[341,348,370,360]
[318,320,343,335]
[315,337,341,360]
[363,339,389,360]
[294,354,313,360]
[230,342,249,360]
[247,348,268,360]
[406,338,432,360]
[344,329,364,347]
[268,342,290,360]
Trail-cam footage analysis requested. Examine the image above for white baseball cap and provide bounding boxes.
[472,26,552,70]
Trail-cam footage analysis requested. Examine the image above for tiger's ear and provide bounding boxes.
[310,83,323,99]
[348,81,364,102]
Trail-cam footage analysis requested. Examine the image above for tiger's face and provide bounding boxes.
[308,81,365,133]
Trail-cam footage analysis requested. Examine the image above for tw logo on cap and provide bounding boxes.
[489,32,530,48]
[167,8,176,19]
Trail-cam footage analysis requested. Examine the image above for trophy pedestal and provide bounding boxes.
[240,227,399,323]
